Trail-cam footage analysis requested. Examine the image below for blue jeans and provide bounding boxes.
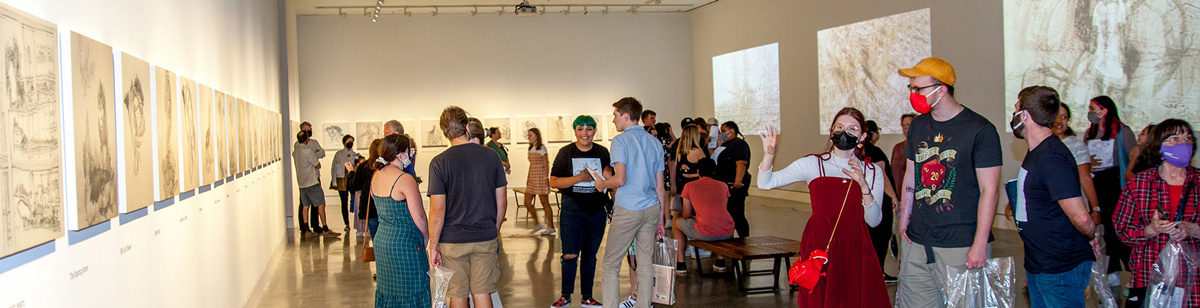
[1027,260,1092,308]
[367,218,379,239]
[559,195,607,298]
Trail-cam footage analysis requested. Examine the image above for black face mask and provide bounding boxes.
[345,142,353,149]
[830,131,859,151]
[303,129,313,137]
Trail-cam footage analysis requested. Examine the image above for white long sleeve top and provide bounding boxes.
[758,153,884,227]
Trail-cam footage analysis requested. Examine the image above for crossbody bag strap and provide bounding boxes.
[1174,181,1193,222]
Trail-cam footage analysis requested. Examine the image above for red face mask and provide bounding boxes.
[909,85,942,114]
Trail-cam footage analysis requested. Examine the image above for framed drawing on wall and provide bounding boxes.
[420,119,447,148]
[483,117,512,145]
[514,116,543,144]
[69,32,117,230]
[120,53,152,213]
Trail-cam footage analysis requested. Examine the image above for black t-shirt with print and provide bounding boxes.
[551,143,611,212]
[1015,136,1092,274]
[903,107,1003,247]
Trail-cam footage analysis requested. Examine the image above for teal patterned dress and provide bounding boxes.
[371,174,431,307]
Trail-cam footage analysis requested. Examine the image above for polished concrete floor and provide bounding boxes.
[254,196,1120,308]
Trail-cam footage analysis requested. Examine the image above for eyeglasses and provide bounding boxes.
[1165,135,1196,145]
[834,126,861,136]
[907,84,941,93]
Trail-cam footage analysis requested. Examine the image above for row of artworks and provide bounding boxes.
[0,2,283,259]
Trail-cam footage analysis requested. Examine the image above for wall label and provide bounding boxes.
[69,266,88,280]
[120,245,131,254]
[155,230,161,236]
[180,216,187,222]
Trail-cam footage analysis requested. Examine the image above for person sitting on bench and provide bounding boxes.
[673,158,736,273]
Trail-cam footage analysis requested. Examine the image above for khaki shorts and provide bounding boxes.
[439,239,500,299]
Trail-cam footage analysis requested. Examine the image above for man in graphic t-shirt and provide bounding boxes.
[547,115,612,308]
[897,58,1003,308]
[1011,85,1098,307]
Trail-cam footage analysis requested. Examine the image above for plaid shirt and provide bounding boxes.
[1114,166,1200,306]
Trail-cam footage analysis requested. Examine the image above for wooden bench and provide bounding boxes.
[686,235,804,293]
[510,187,562,223]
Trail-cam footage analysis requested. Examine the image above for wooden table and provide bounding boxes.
[686,235,804,293]
[510,187,562,223]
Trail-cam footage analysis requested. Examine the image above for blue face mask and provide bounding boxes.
[1161,143,1193,168]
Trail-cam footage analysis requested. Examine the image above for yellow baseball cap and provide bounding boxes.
[898,57,956,86]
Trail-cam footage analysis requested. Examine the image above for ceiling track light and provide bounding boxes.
[628,6,638,14]
[583,6,588,15]
[645,0,660,4]
[562,6,570,15]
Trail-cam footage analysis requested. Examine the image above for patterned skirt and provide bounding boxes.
[527,152,550,194]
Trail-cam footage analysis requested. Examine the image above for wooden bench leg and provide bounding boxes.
[734,258,783,293]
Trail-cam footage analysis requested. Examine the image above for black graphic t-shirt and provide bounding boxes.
[551,143,611,212]
[903,107,1003,247]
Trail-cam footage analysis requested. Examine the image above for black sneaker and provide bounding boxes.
[676,262,687,274]
[550,296,571,308]
[884,274,899,284]
[579,297,602,308]
[713,259,727,272]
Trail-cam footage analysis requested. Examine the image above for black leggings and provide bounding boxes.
[1095,168,1132,273]
[868,196,895,271]
[728,187,749,238]
[338,190,350,225]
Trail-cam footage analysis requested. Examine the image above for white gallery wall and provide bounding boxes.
[297,13,693,200]
[0,0,288,307]
[690,0,1020,229]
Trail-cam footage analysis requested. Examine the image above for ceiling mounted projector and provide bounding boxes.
[515,0,537,16]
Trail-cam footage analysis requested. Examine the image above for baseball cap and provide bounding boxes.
[898,57,956,86]
[680,117,695,127]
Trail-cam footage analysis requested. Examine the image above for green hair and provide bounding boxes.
[573,115,596,128]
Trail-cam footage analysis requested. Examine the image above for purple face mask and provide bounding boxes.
[1161,143,1193,168]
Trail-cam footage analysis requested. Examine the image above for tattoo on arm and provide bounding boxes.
[905,187,915,193]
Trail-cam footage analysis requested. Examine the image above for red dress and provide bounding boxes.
[797,157,891,307]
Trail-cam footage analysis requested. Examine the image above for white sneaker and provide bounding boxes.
[542,228,556,235]
[619,296,635,308]
[532,224,546,235]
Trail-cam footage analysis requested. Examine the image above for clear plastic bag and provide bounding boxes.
[1145,241,1200,308]
[652,238,679,305]
[429,266,455,308]
[653,238,679,267]
[1089,255,1119,308]
[1089,226,1119,308]
[934,257,1017,308]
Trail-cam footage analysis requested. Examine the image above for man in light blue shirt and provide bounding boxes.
[596,97,666,308]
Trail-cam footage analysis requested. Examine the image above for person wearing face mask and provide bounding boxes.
[369,133,432,307]
[296,122,326,234]
[896,58,1004,308]
[758,107,889,307]
[332,135,359,232]
[1009,86,1099,308]
[1114,119,1200,308]
[293,130,337,238]
[862,120,900,284]
[1084,95,1137,292]
[714,121,752,238]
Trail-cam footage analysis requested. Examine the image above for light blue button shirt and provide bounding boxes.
[609,125,664,211]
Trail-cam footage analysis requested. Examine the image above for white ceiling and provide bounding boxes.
[294,0,718,16]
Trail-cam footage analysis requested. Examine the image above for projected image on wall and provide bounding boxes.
[1004,0,1200,132]
[818,8,931,134]
[712,42,779,135]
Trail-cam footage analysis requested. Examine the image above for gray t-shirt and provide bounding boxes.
[292,142,321,188]
[428,143,508,244]
[332,148,357,178]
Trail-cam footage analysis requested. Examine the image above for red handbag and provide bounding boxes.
[789,180,855,293]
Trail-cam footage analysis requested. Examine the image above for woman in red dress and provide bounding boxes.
[757,107,891,307]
